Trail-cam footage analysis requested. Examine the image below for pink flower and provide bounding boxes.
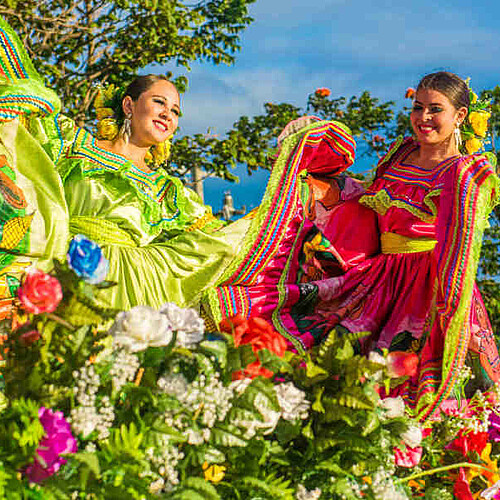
[489,412,500,443]
[25,407,77,483]
[394,445,422,468]
[387,351,419,378]
[18,269,62,314]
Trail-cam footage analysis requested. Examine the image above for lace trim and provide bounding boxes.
[359,188,442,222]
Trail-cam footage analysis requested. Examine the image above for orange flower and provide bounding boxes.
[405,88,415,99]
[220,315,288,379]
[315,87,331,97]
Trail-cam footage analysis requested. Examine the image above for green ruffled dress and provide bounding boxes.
[55,127,250,310]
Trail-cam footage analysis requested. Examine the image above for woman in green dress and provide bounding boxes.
[54,75,250,311]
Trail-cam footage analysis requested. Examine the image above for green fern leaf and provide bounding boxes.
[171,478,221,500]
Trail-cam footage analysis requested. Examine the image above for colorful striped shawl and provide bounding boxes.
[206,120,356,325]
[416,154,500,421]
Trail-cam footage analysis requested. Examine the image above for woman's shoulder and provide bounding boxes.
[446,152,498,181]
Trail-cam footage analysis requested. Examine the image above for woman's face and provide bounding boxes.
[410,88,467,148]
[124,80,180,147]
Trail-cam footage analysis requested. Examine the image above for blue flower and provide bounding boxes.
[67,234,109,284]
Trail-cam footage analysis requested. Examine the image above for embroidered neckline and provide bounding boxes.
[66,128,173,204]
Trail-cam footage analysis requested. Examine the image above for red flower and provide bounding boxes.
[220,315,287,380]
[18,269,62,314]
[405,88,415,99]
[387,351,419,378]
[20,330,41,346]
[448,430,488,457]
[315,87,331,97]
[453,468,474,500]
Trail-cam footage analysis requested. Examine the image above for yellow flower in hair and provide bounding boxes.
[149,139,172,168]
[465,137,483,154]
[470,91,478,104]
[96,107,115,120]
[97,118,119,140]
[202,462,226,483]
[469,110,490,138]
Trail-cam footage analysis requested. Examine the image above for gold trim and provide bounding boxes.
[381,232,437,254]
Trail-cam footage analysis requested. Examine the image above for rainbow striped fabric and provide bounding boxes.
[210,120,356,321]
[416,154,500,420]
[0,18,59,122]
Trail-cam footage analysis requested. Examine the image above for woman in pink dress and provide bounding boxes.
[207,72,500,421]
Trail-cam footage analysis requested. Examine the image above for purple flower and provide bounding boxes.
[25,407,78,483]
[488,412,500,443]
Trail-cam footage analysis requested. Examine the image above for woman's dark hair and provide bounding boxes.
[123,74,178,101]
[416,71,470,110]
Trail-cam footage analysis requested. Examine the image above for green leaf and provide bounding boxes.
[172,477,221,500]
[70,452,101,478]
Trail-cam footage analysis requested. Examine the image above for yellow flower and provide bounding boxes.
[471,91,478,104]
[469,110,490,138]
[97,118,119,140]
[465,137,483,154]
[202,462,226,483]
[303,232,326,263]
[96,107,115,120]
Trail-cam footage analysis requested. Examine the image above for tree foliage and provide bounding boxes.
[0,0,255,123]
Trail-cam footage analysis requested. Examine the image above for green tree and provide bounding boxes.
[0,0,255,124]
[171,90,400,183]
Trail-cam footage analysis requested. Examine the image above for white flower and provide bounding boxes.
[378,396,405,419]
[110,306,173,352]
[158,374,189,399]
[159,302,204,348]
[149,478,165,495]
[229,377,253,395]
[274,382,310,421]
[401,425,422,449]
[296,484,322,500]
[369,351,386,366]
[251,391,281,434]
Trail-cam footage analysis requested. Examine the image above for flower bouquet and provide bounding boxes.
[1,237,500,499]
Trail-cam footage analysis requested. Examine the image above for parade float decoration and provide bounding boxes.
[0,237,500,499]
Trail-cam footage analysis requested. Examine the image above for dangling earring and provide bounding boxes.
[454,124,462,150]
[120,113,132,143]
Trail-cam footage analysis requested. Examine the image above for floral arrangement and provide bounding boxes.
[461,87,493,156]
[2,237,500,499]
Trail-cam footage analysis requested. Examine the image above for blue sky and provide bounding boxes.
[157,0,500,212]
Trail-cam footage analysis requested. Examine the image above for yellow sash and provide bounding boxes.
[381,232,437,254]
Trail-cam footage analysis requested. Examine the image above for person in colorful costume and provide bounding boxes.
[206,72,500,421]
